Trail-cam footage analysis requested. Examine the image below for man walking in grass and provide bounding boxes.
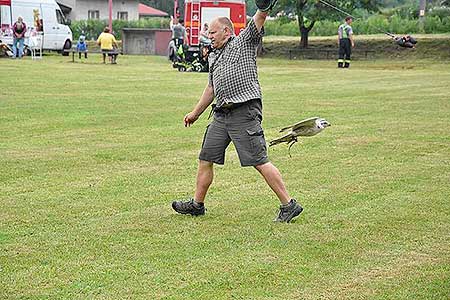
[171,0,303,223]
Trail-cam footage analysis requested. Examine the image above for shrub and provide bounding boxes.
[264,14,450,36]
[70,18,170,40]
[264,18,299,35]
[429,7,450,19]
[424,15,450,32]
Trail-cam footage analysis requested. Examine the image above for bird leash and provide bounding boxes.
[318,0,418,47]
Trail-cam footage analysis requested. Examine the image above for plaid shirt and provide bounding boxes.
[208,19,263,108]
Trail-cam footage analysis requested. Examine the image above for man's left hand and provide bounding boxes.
[184,112,199,127]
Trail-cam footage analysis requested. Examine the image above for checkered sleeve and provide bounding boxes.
[237,18,263,47]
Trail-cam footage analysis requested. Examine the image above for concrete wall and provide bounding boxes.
[122,28,171,56]
[58,0,139,21]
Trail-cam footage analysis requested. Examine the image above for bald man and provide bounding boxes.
[172,9,303,223]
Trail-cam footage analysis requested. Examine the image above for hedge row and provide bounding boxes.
[264,15,450,36]
[70,18,170,40]
[70,15,450,40]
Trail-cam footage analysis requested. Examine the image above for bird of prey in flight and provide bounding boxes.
[269,117,331,156]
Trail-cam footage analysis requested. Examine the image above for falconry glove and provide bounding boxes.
[255,0,279,12]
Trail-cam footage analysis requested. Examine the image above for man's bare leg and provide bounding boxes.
[254,162,291,205]
[255,162,303,222]
[194,160,214,203]
[171,160,212,215]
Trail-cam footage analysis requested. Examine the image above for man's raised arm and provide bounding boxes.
[254,10,269,32]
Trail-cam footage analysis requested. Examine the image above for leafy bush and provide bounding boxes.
[429,7,450,19]
[264,18,299,36]
[388,15,418,33]
[264,14,450,36]
[70,18,170,40]
[384,4,419,19]
[310,20,339,36]
[424,15,450,32]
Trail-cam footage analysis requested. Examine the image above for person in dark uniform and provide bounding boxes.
[337,16,354,68]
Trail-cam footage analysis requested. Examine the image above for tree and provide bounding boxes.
[275,0,381,48]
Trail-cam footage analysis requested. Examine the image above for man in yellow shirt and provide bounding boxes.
[97,27,118,64]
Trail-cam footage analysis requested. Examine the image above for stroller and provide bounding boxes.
[171,42,210,72]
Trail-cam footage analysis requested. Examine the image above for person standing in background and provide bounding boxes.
[12,16,26,59]
[171,18,187,48]
[97,27,118,64]
[77,33,88,59]
[337,16,354,68]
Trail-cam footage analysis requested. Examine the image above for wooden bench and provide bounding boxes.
[63,48,122,62]
[287,48,376,60]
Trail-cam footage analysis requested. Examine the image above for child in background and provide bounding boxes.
[76,34,88,59]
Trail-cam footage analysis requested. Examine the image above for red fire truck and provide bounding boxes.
[183,0,246,47]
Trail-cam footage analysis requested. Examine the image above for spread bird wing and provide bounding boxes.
[279,117,319,133]
[269,132,294,147]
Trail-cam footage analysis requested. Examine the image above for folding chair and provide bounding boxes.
[29,32,43,60]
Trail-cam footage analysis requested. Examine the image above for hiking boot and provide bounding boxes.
[172,198,205,216]
[274,199,303,223]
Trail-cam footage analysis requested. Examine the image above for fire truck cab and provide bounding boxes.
[184,0,246,47]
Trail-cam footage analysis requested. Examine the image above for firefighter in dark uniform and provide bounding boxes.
[337,16,354,68]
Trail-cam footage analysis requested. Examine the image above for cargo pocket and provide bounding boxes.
[247,103,262,122]
[246,125,267,157]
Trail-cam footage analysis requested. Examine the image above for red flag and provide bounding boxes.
[0,0,11,6]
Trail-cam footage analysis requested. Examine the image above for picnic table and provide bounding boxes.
[63,48,122,62]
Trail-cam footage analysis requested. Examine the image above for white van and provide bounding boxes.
[0,0,72,53]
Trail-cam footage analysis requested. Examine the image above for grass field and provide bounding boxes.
[1,54,449,299]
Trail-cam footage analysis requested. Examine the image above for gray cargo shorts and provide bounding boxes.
[199,99,269,167]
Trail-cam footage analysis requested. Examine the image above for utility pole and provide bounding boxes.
[109,0,113,32]
[419,0,426,31]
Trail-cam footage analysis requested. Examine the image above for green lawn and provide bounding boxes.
[1,55,449,300]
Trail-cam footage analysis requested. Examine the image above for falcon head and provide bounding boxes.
[316,118,331,129]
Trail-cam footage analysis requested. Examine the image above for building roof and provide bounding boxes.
[138,3,168,17]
